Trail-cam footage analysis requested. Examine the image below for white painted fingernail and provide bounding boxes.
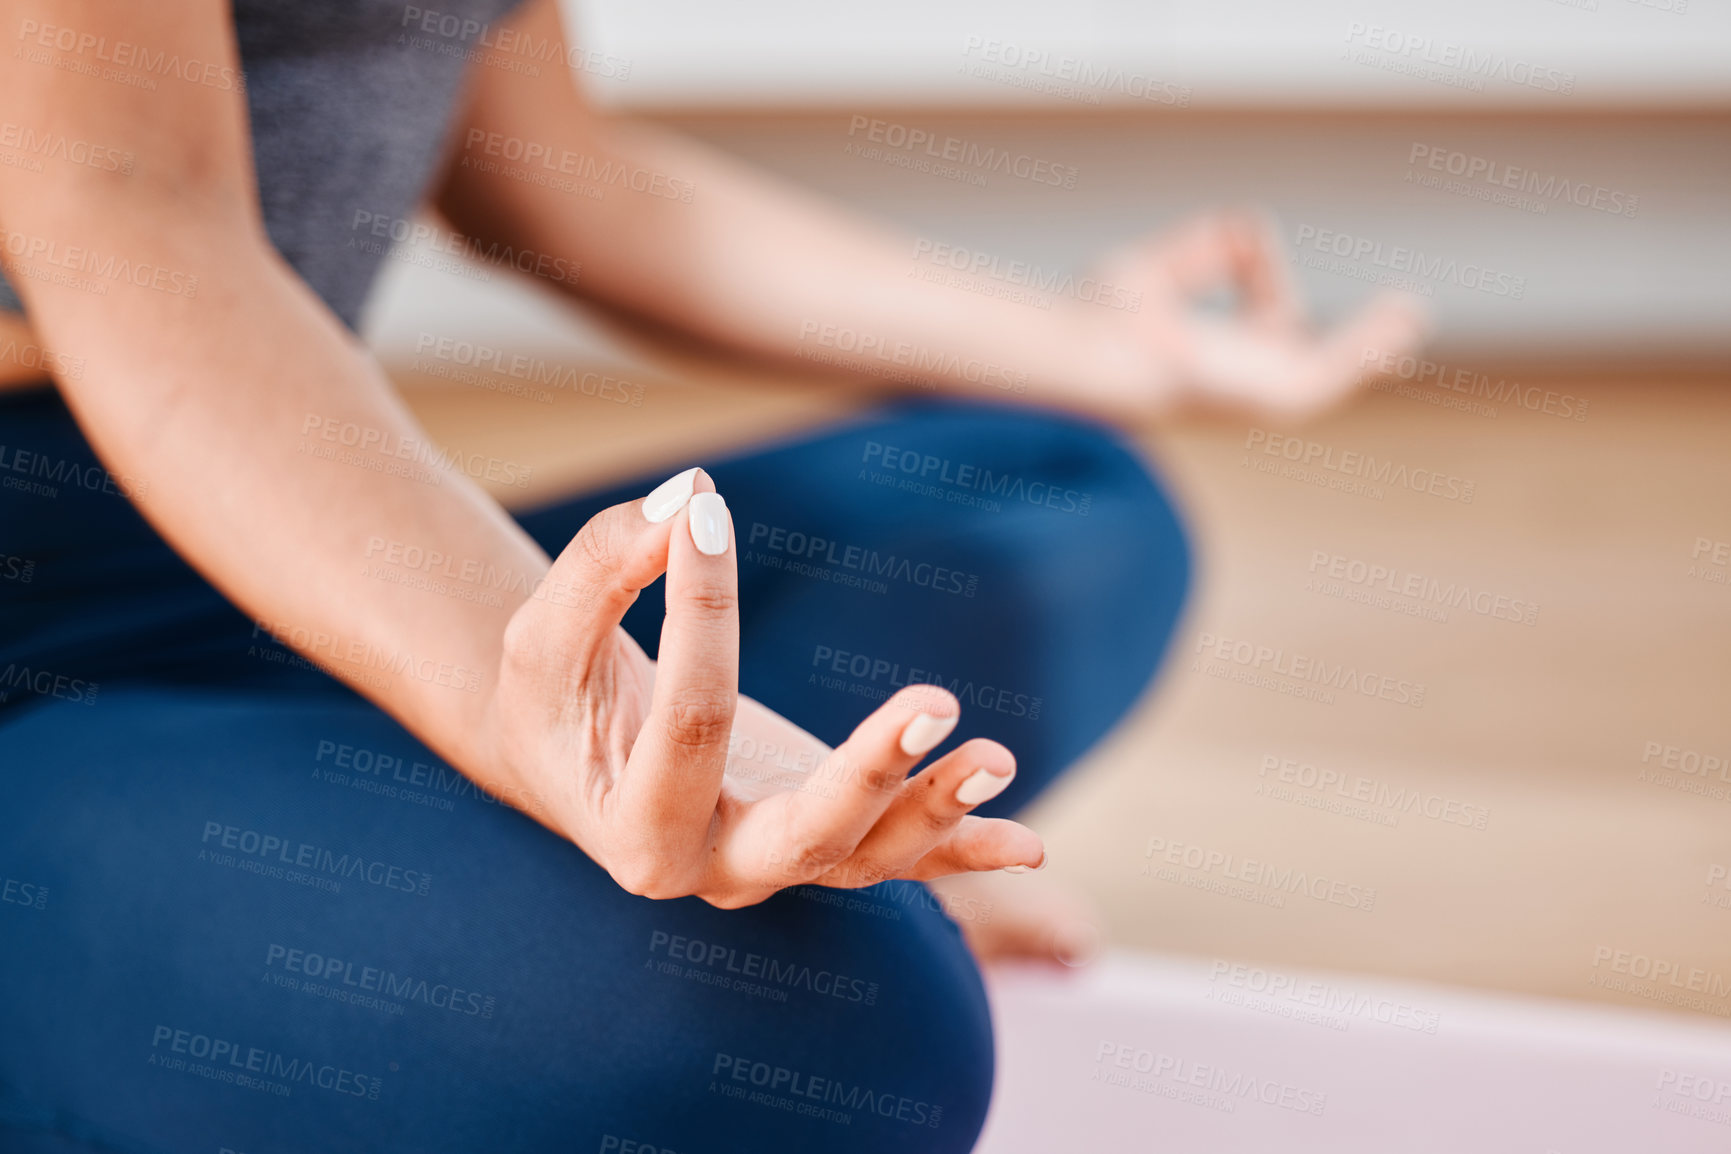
[898,711,957,757]
[956,766,1014,807]
[643,467,700,523]
[688,491,730,556]
[1002,850,1046,875]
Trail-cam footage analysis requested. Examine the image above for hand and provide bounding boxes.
[475,467,1046,908]
[1056,210,1430,423]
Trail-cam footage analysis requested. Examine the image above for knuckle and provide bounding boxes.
[783,838,853,879]
[846,860,900,889]
[574,518,622,574]
[608,856,688,901]
[500,606,547,667]
[679,579,738,616]
[662,689,736,749]
[917,802,956,836]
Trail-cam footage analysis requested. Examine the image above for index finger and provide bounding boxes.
[620,472,739,862]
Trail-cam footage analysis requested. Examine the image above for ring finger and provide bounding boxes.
[818,737,1044,887]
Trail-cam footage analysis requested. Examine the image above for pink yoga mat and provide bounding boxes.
[976,952,1731,1153]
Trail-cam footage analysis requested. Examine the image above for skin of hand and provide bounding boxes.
[481,467,1044,907]
[1053,211,1433,423]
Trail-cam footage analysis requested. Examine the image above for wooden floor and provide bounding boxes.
[398,347,1731,1021]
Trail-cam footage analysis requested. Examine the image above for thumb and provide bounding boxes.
[505,466,706,670]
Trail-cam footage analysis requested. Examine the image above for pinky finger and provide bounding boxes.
[898,817,1046,882]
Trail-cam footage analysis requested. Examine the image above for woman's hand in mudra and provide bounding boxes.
[1052,210,1431,423]
[477,467,1045,908]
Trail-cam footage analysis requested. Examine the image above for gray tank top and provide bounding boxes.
[0,0,523,331]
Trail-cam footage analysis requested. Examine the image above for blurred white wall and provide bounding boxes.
[365,1,1731,364]
[569,0,1731,110]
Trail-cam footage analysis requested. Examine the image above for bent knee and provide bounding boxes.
[617,887,996,1153]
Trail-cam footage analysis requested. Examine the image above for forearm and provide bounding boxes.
[432,0,1144,404]
[11,197,546,775]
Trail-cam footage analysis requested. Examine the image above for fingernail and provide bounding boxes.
[1003,850,1046,875]
[955,765,1014,807]
[898,711,957,757]
[688,491,731,556]
[1054,921,1101,968]
[643,467,700,523]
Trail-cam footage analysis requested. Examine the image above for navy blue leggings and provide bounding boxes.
[0,388,1189,1154]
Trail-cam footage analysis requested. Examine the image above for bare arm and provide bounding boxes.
[435,0,1426,423]
[0,0,1041,902]
[0,0,541,779]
